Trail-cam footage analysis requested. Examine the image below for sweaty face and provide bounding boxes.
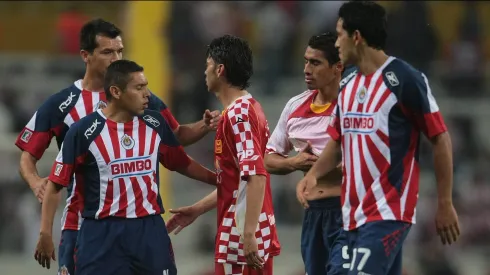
[119,72,150,116]
[335,18,356,66]
[205,57,219,93]
[86,35,124,78]
[304,46,338,90]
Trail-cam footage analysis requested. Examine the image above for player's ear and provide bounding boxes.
[335,61,343,74]
[352,30,362,46]
[216,64,225,78]
[109,86,122,100]
[80,50,90,64]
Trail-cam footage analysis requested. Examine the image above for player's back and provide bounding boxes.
[331,57,447,230]
[214,94,280,264]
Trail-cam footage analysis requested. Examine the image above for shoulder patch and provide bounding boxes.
[143,114,160,127]
[385,71,399,86]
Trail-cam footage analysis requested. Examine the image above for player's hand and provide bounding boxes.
[298,174,319,209]
[34,232,56,269]
[31,177,48,203]
[291,141,318,172]
[166,205,201,235]
[243,234,264,269]
[435,201,461,245]
[296,177,309,208]
[203,109,221,131]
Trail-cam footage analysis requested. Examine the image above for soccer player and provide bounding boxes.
[165,35,281,275]
[300,1,460,275]
[264,33,345,275]
[34,59,217,275]
[16,19,220,274]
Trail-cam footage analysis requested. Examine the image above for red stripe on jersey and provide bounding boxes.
[149,129,158,155]
[401,129,419,221]
[107,120,120,159]
[348,135,360,229]
[423,112,447,138]
[376,129,389,148]
[138,120,147,155]
[130,176,149,217]
[347,75,362,111]
[365,135,401,220]
[374,88,391,112]
[357,135,382,224]
[115,178,127,217]
[69,105,81,122]
[145,173,161,213]
[93,135,112,218]
[366,75,385,111]
[81,91,93,116]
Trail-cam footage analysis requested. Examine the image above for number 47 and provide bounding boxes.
[342,246,372,271]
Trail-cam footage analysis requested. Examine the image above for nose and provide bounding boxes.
[304,63,311,75]
[111,52,122,63]
[143,88,151,98]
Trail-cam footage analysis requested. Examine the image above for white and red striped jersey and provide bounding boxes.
[214,94,280,264]
[327,57,448,230]
[48,109,190,219]
[15,80,179,230]
[266,90,337,157]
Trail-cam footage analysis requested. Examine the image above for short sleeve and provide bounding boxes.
[399,72,447,138]
[326,104,341,141]
[266,103,292,156]
[48,126,86,187]
[15,97,64,159]
[147,92,180,131]
[228,101,267,180]
[157,115,191,171]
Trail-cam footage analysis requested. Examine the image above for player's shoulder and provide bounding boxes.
[284,90,313,111]
[382,57,427,90]
[147,90,168,111]
[42,80,82,114]
[340,65,359,90]
[140,109,168,130]
[69,111,105,141]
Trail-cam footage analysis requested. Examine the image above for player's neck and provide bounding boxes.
[356,47,389,76]
[101,103,134,123]
[82,72,104,92]
[316,77,340,104]
[216,86,248,108]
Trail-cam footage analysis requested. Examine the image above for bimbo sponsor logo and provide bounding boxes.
[343,113,376,134]
[109,155,153,179]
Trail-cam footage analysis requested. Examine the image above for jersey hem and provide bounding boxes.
[214,250,281,264]
[345,217,415,231]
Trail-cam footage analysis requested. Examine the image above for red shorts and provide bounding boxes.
[215,258,273,275]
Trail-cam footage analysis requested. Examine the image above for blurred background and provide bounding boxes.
[0,1,489,274]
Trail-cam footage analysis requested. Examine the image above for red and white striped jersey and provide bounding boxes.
[214,94,281,264]
[15,80,179,230]
[266,90,337,157]
[327,57,448,230]
[48,109,190,220]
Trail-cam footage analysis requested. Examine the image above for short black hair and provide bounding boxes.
[206,35,253,90]
[80,18,122,53]
[338,1,387,50]
[104,60,144,100]
[308,32,340,66]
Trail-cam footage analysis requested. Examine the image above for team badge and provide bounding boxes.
[94,100,107,111]
[215,139,222,154]
[20,129,33,143]
[121,134,135,150]
[58,265,70,275]
[357,87,367,104]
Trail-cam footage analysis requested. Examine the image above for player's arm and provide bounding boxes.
[41,126,83,237]
[229,107,267,238]
[400,73,453,203]
[306,105,342,180]
[158,120,216,186]
[192,189,218,215]
[151,93,217,146]
[16,98,60,202]
[264,103,298,174]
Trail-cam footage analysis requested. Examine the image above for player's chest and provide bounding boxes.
[339,77,397,134]
[65,93,107,126]
[89,127,160,179]
[287,116,332,155]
